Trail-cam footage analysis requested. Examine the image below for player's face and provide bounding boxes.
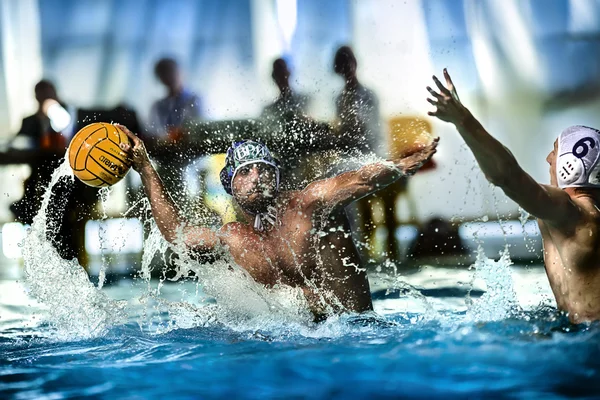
[547,139,558,186]
[232,163,278,213]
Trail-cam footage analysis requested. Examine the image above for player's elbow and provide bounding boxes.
[485,159,521,189]
[161,230,178,245]
[157,223,183,246]
[486,173,509,188]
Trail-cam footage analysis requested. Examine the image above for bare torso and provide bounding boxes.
[218,192,373,317]
[538,195,600,323]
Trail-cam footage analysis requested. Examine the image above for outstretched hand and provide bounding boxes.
[115,124,151,172]
[396,137,439,176]
[426,69,470,125]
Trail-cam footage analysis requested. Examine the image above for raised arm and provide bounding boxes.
[116,124,219,252]
[301,138,438,212]
[426,69,581,227]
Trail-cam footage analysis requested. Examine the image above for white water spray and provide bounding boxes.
[466,245,520,322]
[21,159,126,339]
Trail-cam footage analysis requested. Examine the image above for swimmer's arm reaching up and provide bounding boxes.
[426,70,581,228]
[301,139,438,211]
[116,124,220,252]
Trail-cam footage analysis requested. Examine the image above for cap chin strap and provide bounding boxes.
[232,187,280,232]
[253,205,278,232]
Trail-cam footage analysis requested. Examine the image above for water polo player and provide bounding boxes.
[116,124,437,319]
[427,69,600,323]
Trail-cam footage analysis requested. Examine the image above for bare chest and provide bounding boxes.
[229,214,320,286]
[539,219,600,311]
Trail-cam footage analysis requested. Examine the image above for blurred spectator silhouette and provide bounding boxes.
[262,58,309,120]
[261,58,317,189]
[11,80,72,151]
[333,46,384,157]
[149,57,203,141]
[9,80,93,264]
[333,46,385,259]
[147,57,205,204]
[10,79,73,225]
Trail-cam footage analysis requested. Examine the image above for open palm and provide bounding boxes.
[397,138,439,176]
[426,69,470,125]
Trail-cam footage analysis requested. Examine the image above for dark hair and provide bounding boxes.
[34,79,56,93]
[272,58,291,82]
[333,46,357,74]
[273,58,288,73]
[154,57,178,77]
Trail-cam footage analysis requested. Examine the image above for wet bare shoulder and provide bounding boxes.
[288,183,329,212]
[279,190,306,210]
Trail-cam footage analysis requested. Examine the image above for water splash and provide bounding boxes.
[96,186,111,289]
[518,207,530,226]
[131,207,315,335]
[466,245,520,322]
[21,159,126,340]
[17,153,529,341]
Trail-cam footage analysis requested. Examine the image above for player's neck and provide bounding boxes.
[345,76,359,88]
[279,85,292,97]
[167,84,184,97]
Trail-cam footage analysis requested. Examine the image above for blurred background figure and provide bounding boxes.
[333,45,384,157]
[8,79,90,264]
[333,45,385,260]
[149,57,203,141]
[147,57,206,206]
[12,80,72,152]
[10,79,73,225]
[261,57,318,189]
[262,58,309,119]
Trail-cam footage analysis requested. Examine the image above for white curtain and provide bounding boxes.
[0,0,43,138]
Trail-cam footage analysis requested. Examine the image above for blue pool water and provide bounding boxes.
[2,273,600,400]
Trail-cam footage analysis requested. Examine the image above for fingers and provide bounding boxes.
[117,146,131,158]
[426,86,441,99]
[423,146,437,158]
[418,138,439,157]
[443,68,453,91]
[114,123,140,145]
[432,75,451,96]
[427,98,437,106]
[428,139,439,151]
[114,123,130,134]
[443,68,460,101]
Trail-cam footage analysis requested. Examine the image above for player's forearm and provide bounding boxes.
[352,162,403,198]
[454,112,521,187]
[319,163,400,209]
[138,163,185,242]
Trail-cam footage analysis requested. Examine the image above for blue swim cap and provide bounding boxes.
[220,140,280,195]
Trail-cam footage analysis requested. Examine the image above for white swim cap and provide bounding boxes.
[557,125,600,188]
